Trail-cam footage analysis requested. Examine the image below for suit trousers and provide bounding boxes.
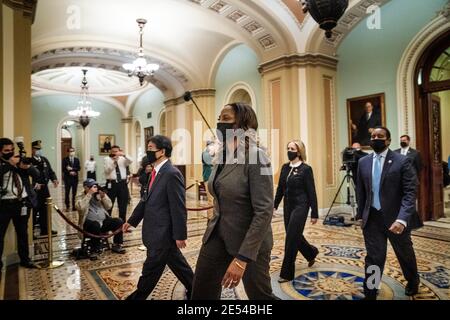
[126,243,194,300]
[0,200,31,269]
[363,208,419,297]
[191,229,278,300]
[83,217,123,248]
[106,180,129,222]
[280,205,318,280]
[64,176,78,209]
[33,185,50,234]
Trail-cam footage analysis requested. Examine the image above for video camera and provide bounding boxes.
[340,147,357,171]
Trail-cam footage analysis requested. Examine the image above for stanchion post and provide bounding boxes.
[39,198,64,269]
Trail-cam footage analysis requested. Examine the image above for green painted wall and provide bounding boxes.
[337,0,447,151]
[32,95,124,183]
[215,44,263,124]
[132,88,165,136]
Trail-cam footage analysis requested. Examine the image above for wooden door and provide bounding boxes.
[61,138,72,178]
[429,95,444,220]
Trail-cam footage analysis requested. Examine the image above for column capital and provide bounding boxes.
[3,0,38,23]
[258,53,338,74]
[164,88,216,107]
[121,117,134,124]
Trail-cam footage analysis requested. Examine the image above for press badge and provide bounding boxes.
[21,206,27,216]
[107,182,112,190]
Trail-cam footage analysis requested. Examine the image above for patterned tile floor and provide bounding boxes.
[11,186,450,300]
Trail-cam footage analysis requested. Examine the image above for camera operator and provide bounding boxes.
[341,143,368,187]
[30,140,59,237]
[103,145,132,222]
[0,138,39,270]
[75,179,125,254]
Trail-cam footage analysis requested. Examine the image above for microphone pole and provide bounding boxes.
[183,91,217,140]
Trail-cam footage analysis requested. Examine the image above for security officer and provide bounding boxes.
[30,140,59,236]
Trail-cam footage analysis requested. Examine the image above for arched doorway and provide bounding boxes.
[414,29,450,221]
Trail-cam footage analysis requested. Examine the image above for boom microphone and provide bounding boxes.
[184,91,217,140]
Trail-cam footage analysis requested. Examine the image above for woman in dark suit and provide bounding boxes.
[192,102,277,300]
[274,140,319,283]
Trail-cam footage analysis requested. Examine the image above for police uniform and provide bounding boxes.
[30,141,58,236]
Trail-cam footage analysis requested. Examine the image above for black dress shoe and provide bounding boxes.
[308,247,319,267]
[405,282,419,296]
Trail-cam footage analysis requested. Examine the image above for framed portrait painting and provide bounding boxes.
[99,134,115,155]
[144,126,154,143]
[347,93,386,148]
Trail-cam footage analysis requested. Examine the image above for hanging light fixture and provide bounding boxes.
[299,0,348,39]
[123,18,160,86]
[68,69,100,129]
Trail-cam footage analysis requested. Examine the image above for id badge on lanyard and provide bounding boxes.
[21,206,28,216]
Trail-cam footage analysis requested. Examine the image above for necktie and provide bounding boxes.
[148,170,156,190]
[372,154,382,210]
[12,172,23,200]
[115,160,122,181]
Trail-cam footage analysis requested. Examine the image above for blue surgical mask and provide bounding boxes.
[35,150,42,157]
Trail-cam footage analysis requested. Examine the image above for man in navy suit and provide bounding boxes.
[356,127,422,300]
[123,135,193,300]
[62,147,81,211]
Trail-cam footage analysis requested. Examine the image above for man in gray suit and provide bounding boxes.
[123,135,193,300]
[357,127,422,300]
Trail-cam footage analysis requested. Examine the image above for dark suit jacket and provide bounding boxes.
[356,149,422,230]
[357,112,381,145]
[394,147,422,175]
[274,163,318,218]
[62,157,80,181]
[31,156,57,185]
[128,160,187,249]
[203,147,274,262]
[0,160,38,208]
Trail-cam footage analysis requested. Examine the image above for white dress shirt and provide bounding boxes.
[85,160,96,172]
[372,148,407,227]
[2,171,28,200]
[400,146,410,156]
[104,155,132,181]
[153,159,169,176]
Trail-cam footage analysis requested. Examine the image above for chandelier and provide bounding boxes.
[68,69,100,129]
[299,0,348,39]
[123,18,160,86]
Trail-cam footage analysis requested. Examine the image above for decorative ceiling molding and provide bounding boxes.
[188,0,278,51]
[30,46,197,95]
[258,53,338,74]
[2,0,37,22]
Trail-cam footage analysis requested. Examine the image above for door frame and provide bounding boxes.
[414,30,450,221]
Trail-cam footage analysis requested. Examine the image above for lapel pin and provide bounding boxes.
[388,160,392,164]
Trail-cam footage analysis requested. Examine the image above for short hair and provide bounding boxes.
[148,135,173,158]
[67,147,75,152]
[373,126,391,140]
[287,140,307,162]
[111,145,120,150]
[0,138,14,151]
[400,134,411,141]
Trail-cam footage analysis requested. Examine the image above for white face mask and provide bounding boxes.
[35,150,42,157]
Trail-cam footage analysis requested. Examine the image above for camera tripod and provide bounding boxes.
[323,167,357,226]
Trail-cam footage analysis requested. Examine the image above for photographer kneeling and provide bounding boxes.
[75,179,125,254]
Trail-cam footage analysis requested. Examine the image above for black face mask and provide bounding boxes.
[216,123,235,143]
[1,152,14,161]
[400,142,408,148]
[147,150,162,164]
[287,151,298,161]
[370,139,387,153]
